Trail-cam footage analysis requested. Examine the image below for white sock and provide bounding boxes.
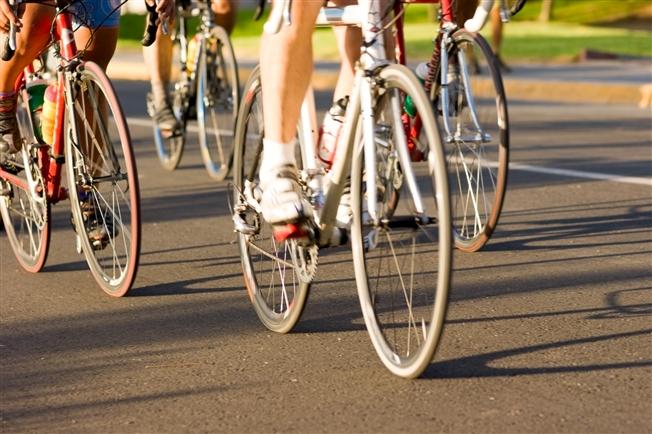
[260,138,297,186]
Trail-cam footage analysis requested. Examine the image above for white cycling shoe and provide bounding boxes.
[260,165,313,241]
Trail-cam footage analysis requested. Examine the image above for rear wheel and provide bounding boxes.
[351,65,452,378]
[231,66,312,333]
[432,30,509,252]
[197,26,239,181]
[65,62,141,297]
[0,88,51,273]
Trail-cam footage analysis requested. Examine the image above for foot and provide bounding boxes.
[153,100,180,133]
[0,105,20,166]
[260,165,313,241]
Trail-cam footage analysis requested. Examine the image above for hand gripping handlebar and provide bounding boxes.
[142,0,169,47]
[0,0,18,61]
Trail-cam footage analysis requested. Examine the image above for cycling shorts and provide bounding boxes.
[70,0,122,29]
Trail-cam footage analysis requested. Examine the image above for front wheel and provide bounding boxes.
[147,89,187,171]
[65,61,141,297]
[432,30,509,252]
[351,65,452,378]
[197,26,240,181]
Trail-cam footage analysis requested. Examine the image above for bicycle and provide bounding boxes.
[231,0,452,378]
[394,0,525,251]
[143,0,239,180]
[0,0,141,297]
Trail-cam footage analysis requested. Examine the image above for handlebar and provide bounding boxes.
[464,0,527,33]
[1,0,17,61]
[141,0,169,47]
[253,0,265,21]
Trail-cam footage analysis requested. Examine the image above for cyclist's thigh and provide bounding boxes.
[74,27,118,70]
[211,0,237,33]
[70,0,121,69]
[455,0,478,26]
[0,3,53,89]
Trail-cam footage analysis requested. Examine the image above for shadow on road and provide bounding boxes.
[424,328,652,379]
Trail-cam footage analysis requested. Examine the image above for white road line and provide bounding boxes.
[509,162,652,187]
[127,116,233,136]
[126,116,652,187]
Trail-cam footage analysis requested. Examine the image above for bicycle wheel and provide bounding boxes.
[350,64,452,378]
[65,61,141,297]
[0,90,50,272]
[197,26,240,181]
[146,27,190,171]
[431,30,509,252]
[147,89,187,172]
[231,66,312,333]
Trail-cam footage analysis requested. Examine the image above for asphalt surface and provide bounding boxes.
[1,81,651,433]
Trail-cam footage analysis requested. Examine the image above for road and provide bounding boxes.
[1,80,651,433]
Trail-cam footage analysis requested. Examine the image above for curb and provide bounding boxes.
[107,61,649,107]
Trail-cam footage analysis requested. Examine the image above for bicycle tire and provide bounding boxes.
[431,30,509,252]
[65,61,141,297]
[197,26,240,181]
[350,64,452,378]
[149,94,187,171]
[232,66,311,333]
[0,90,51,272]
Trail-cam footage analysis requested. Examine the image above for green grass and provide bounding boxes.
[497,21,652,60]
[510,0,650,25]
[117,2,652,62]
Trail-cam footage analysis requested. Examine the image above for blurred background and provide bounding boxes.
[119,0,652,64]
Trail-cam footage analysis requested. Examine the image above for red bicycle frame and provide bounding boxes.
[392,0,458,160]
[0,7,80,204]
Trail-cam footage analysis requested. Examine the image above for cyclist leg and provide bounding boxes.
[142,20,177,131]
[69,0,121,68]
[212,0,236,34]
[490,3,509,72]
[0,2,53,162]
[259,0,321,229]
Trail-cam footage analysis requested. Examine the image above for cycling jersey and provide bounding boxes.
[70,0,122,29]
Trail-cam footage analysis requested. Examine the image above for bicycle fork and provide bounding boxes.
[439,27,488,145]
[358,69,426,227]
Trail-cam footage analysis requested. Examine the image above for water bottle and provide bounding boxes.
[40,84,58,145]
[318,96,348,168]
[186,34,200,73]
[404,62,429,117]
[25,80,48,142]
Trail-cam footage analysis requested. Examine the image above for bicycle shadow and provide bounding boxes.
[423,327,652,379]
[482,197,651,252]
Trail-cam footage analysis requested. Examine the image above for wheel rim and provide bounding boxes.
[353,65,451,378]
[197,27,239,180]
[0,177,49,272]
[0,93,50,272]
[233,69,309,333]
[66,63,140,296]
[435,32,508,252]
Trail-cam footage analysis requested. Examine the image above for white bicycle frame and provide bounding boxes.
[265,0,427,247]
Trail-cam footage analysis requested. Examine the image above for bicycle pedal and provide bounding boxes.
[160,127,183,139]
[272,222,314,244]
[0,161,20,175]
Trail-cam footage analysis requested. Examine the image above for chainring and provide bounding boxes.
[289,241,318,284]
